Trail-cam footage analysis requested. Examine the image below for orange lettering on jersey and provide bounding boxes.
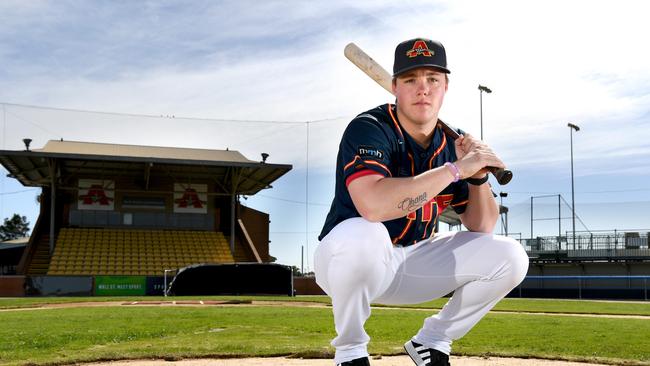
[402,194,454,243]
[407,194,453,223]
[435,194,454,212]
[421,199,437,222]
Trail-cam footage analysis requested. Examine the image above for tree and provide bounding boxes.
[0,214,30,241]
[290,265,303,277]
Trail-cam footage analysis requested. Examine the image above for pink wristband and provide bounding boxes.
[444,162,460,182]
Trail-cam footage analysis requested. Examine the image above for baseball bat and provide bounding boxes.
[343,42,512,185]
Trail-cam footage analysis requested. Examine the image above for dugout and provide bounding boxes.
[0,140,292,296]
[0,238,28,275]
[168,263,293,296]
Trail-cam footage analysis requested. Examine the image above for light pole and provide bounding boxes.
[478,85,492,140]
[499,192,508,236]
[567,122,580,249]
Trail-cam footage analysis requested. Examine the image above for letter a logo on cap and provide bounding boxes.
[406,40,433,58]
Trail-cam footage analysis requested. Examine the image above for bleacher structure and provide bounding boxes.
[522,231,650,262]
[48,229,234,276]
[0,140,292,296]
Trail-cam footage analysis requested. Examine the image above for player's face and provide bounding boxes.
[392,68,448,127]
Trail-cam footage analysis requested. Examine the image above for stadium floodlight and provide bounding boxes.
[478,85,492,93]
[478,85,492,140]
[22,138,32,151]
[567,123,580,249]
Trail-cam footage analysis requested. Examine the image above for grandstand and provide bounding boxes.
[0,139,291,296]
[48,228,234,276]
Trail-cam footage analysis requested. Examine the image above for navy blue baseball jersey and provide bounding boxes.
[319,103,470,246]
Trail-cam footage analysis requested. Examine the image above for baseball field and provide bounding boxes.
[0,296,648,366]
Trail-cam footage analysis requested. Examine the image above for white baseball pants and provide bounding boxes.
[314,217,529,365]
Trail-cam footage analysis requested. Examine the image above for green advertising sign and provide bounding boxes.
[95,276,146,296]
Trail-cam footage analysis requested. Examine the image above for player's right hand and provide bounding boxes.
[454,134,505,179]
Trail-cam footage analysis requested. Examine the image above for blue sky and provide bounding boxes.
[1,0,649,270]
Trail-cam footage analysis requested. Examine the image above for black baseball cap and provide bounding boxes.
[393,38,450,77]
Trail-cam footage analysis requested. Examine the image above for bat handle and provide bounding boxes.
[438,121,513,185]
[489,166,512,185]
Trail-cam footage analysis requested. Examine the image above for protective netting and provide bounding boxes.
[2,103,650,269]
[0,102,351,270]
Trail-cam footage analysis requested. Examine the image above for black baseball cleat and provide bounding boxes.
[404,340,450,366]
[338,356,370,366]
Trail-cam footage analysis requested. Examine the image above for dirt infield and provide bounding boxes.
[84,355,612,366]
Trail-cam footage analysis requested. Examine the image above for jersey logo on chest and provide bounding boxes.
[357,145,384,160]
[406,194,454,222]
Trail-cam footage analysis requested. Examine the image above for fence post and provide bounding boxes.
[578,277,582,299]
[163,269,168,297]
[163,269,174,297]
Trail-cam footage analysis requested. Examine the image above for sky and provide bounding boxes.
[1,0,649,270]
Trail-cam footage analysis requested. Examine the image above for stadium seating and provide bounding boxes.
[47,228,235,276]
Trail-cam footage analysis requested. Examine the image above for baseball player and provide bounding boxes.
[315,38,529,366]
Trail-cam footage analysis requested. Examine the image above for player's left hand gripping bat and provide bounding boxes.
[343,42,513,185]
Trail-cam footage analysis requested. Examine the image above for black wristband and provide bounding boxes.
[465,174,489,186]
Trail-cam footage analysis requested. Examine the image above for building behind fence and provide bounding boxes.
[507,230,650,300]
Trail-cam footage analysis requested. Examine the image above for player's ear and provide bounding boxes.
[391,78,397,94]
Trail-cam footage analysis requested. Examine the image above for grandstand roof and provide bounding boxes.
[0,140,292,195]
[38,140,253,163]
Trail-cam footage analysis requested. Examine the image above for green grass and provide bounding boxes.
[0,302,649,366]
[368,308,650,364]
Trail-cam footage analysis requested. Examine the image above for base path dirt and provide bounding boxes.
[84,355,612,366]
[4,300,648,320]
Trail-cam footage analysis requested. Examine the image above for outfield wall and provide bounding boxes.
[19,276,165,296]
[294,276,325,295]
[3,262,649,299]
[511,262,650,300]
[0,276,26,297]
[296,262,650,299]
[528,261,650,277]
[514,276,649,300]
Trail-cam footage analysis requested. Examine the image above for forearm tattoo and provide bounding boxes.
[398,192,427,212]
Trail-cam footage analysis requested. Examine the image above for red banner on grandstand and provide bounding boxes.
[78,179,115,210]
[173,183,207,214]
